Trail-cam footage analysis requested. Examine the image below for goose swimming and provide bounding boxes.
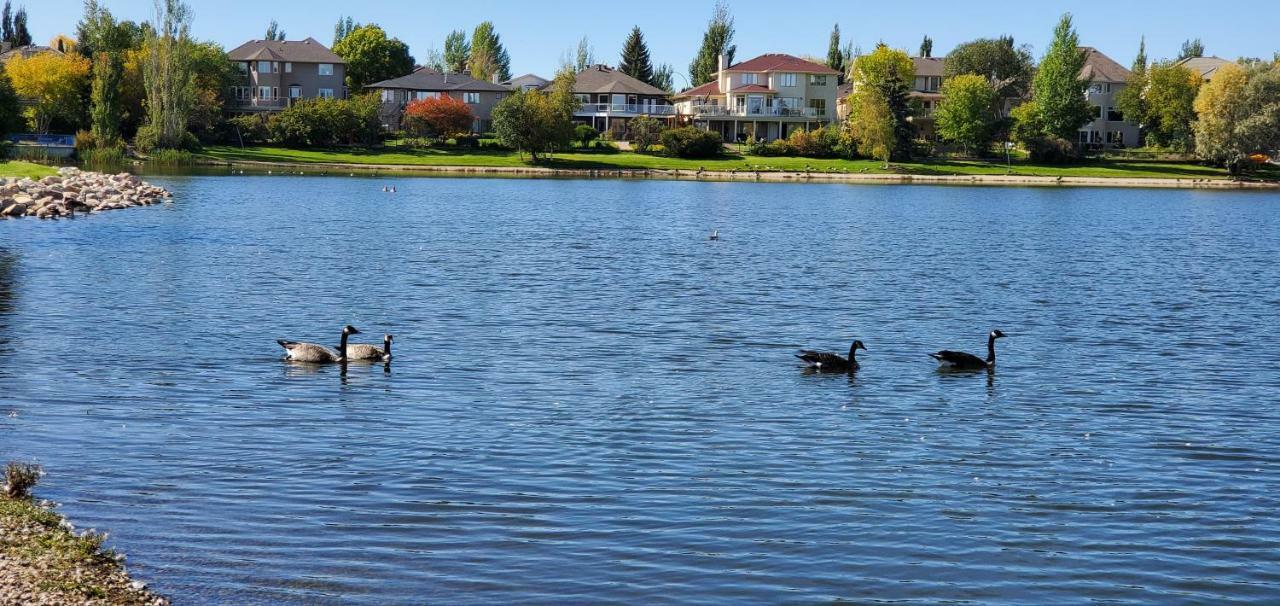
[709,230,720,241]
[345,334,393,362]
[929,330,1006,370]
[278,325,361,363]
[797,340,866,372]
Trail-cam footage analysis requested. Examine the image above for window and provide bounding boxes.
[415,91,440,101]
[1090,105,1102,119]
[464,92,481,104]
[1107,107,1124,122]
[740,73,758,85]
[234,62,248,75]
[289,86,301,99]
[272,87,279,100]
[779,73,797,87]
[257,86,271,99]
[809,74,828,86]
[807,98,827,116]
[257,61,272,74]
[575,93,591,104]
[1078,131,1090,143]
[318,63,334,76]
[285,62,292,73]
[272,62,280,73]
[381,89,394,102]
[319,88,334,99]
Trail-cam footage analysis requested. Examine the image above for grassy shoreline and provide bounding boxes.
[0,161,59,179]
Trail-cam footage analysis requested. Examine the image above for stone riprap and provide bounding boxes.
[1,167,172,220]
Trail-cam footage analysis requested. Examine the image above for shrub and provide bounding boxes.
[228,114,270,145]
[574,124,598,147]
[267,94,382,147]
[4,462,42,500]
[403,95,475,139]
[629,115,664,153]
[660,127,723,158]
[134,123,199,153]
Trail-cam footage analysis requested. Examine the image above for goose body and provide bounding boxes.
[278,325,361,363]
[344,334,393,362]
[797,340,866,372]
[709,230,720,241]
[930,330,1006,370]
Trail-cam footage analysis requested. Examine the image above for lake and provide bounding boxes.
[2,175,1278,604]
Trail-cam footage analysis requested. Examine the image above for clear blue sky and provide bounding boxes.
[27,0,1279,82]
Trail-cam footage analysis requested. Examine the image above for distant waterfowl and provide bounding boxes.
[709,230,720,241]
[382,185,388,192]
[278,325,361,363]
[929,330,1006,370]
[345,334,393,362]
[797,340,866,372]
[391,186,397,193]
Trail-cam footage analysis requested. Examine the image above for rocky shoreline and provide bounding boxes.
[1,168,172,220]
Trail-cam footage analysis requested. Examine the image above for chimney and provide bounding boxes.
[717,53,726,75]
[492,73,499,84]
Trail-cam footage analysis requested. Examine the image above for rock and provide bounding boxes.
[2,203,27,217]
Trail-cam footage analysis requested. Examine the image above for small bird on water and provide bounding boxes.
[709,230,720,241]
[797,340,867,373]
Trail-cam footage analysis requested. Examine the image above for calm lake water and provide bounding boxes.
[2,175,1279,604]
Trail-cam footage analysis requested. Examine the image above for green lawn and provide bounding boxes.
[0,161,58,179]
[199,145,1256,181]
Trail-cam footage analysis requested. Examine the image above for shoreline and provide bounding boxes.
[194,157,1280,190]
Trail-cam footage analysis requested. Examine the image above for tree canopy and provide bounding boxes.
[935,74,998,154]
[619,26,654,85]
[5,50,91,133]
[402,95,474,138]
[1028,14,1091,141]
[1178,38,1205,60]
[1194,62,1280,172]
[919,35,933,58]
[332,24,415,92]
[265,20,285,41]
[944,36,1035,100]
[469,21,511,82]
[443,30,469,74]
[849,44,915,160]
[689,1,736,85]
[1142,61,1201,150]
[492,68,577,162]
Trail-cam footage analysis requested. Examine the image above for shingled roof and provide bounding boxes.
[571,65,667,96]
[673,80,722,99]
[725,53,839,75]
[912,57,945,77]
[1177,56,1232,80]
[1079,47,1131,83]
[366,68,511,92]
[227,38,344,64]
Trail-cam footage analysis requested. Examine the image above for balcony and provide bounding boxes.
[230,98,290,110]
[575,103,677,116]
[690,105,828,119]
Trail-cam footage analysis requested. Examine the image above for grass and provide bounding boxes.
[198,144,1259,181]
[0,160,58,179]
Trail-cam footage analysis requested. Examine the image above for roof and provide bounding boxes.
[0,45,63,62]
[729,84,775,94]
[1079,47,1131,83]
[503,73,549,87]
[724,53,839,75]
[571,65,668,96]
[227,38,344,64]
[366,68,511,92]
[673,81,722,99]
[912,57,945,77]
[1176,56,1232,80]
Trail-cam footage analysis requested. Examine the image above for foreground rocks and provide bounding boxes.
[0,167,172,220]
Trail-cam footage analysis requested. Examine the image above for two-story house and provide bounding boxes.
[908,57,946,141]
[1078,47,1139,150]
[226,38,346,112]
[566,64,675,137]
[365,68,511,133]
[673,53,839,142]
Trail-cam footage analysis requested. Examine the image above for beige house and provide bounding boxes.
[835,56,947,140]
[366,68,511,133]
[1078,47,1139,149]
[673,53,839,142]
[226,38,347,112]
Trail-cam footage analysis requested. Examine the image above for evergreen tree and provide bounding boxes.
[469,21,510,82]
[1,2,11,46]
[333,16,355,46]
[443,30,468,73]
[265,20,285,41]
[619,26,654,85]
[1131,35,1147,72]
[689,1,735,85]
[826,24,844,79]
[11,5,28,46]
[1029,13,1091,141]
[1116,36,1150,144]
[1178,38,1205,60]
[653,63,674,93]
[919,35,933,58]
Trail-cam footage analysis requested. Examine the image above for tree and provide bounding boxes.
[141,0,195,150]
[265,20,285,41]
[402,95,475,138]
[653,63,674,93]
[187,40,236,140]
[9,5,29,46]
[469,21,511,82]
[936,74,998,154]
[573,36,595,72]
[491,67,576,162]
[0,65,23,135]
[619,26,654,85]
[333,16,355,46]
[689,0,735,85]
[826,24,844,80]
[4,51,91,133]
[919,35,933,58]
[1028,14,1091,141]
[849,44,915,160]
[1178,38,1205,61]
[443,30,468,73]
[848,86,894,165]
[1115,36,1149,145]
[1142,61,1200,150]
[629,115,664,152]
[80,0,127,146]
[421,46,445,73]
[332,24,414,92]
[944,36,1035,101]
[1194,63,1280,173]
[1,2,10,45]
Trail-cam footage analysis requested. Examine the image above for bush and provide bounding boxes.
[228,114,270,145]
[403,96,475,139]
[629,115,664,153]
[1023,136,1076,163]
[268,94,381,147]
[4,461,42,500]
[660,127,724,158]
[574,124,598,148]
[134,123,199,153]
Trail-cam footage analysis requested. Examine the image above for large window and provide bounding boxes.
[289,86,301,99]
[778,73,797,87]
[257,86,271,99]
[285,62,292,73]
[740,73,758,85]
[257,61,271,74]
[1107,107,1124,121]
[809,74,829,86]
[807,98,827,116]
[415,91,440,100]
[463,92,481,104]
[318,88,334,99]
[318,63,334,76]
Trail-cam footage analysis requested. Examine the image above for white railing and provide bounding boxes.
[690,104,827,118]
[231,98,289,109]
[576,103,677,115]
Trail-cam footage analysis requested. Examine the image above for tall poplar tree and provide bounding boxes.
[142,0,195,149]
[1,2,12,45]
[265,20,285,41]
[619,26,654,85]
[443,30,468,74]
[919,35,933,58]
[689,1,735,85]
[1029,13,1091,141]
[826,24,844,80]
[10,5,28,46]
[469,21,510,82]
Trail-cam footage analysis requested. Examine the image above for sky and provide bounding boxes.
[24,0,1280,81]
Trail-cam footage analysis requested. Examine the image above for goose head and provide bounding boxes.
[990,330,1006,339]
[852,340,867,351]
[383,334,394,346]
[343,325,362,336]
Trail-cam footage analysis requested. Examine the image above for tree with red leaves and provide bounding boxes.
[402,95,475,139]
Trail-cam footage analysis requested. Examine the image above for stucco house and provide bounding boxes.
[365,68,511,133]
[673,53,839,142]
[1078,47,1140,150]
[226,38,346,112]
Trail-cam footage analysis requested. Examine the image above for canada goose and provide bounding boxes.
[382,185,388,192]
[929,330,1006,370]
[709,230,720,241]
[797,340,866,372]
[390,186,396,193]
[278,325,361,363]
[345,334,393,362]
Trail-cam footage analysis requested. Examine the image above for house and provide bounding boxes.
[365,68,511,133]
[1176,56,1232,82]
[564,64,674,137]
[503,73,549,91]
[1078,47,1139,150]
[226,38,346,112]
[0,42,64,62]
[837,56,947,140]
[673,53,839,142]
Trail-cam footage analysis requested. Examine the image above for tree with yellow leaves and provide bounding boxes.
[3,51,90,133]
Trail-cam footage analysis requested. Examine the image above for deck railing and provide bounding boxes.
[689,105,827,118]
[575,103,677,116]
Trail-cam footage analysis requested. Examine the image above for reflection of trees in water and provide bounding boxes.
[0,248,16,315]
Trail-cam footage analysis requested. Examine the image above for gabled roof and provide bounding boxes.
[724,53,839,75]
[730,84,775,94]
[673,80,722,99]
[0,45,63,61]
[366,68,511,92]
[912,56,945,77]
[1176,56,1232,80]
[503,73,549,88]
[1079,47,1131,83]
[227,38,344,64]
[571,65,668,96]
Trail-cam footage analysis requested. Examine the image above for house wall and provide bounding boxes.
[233,60,347,107]
[1080,80,1140,148]
[375,88,507,133]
